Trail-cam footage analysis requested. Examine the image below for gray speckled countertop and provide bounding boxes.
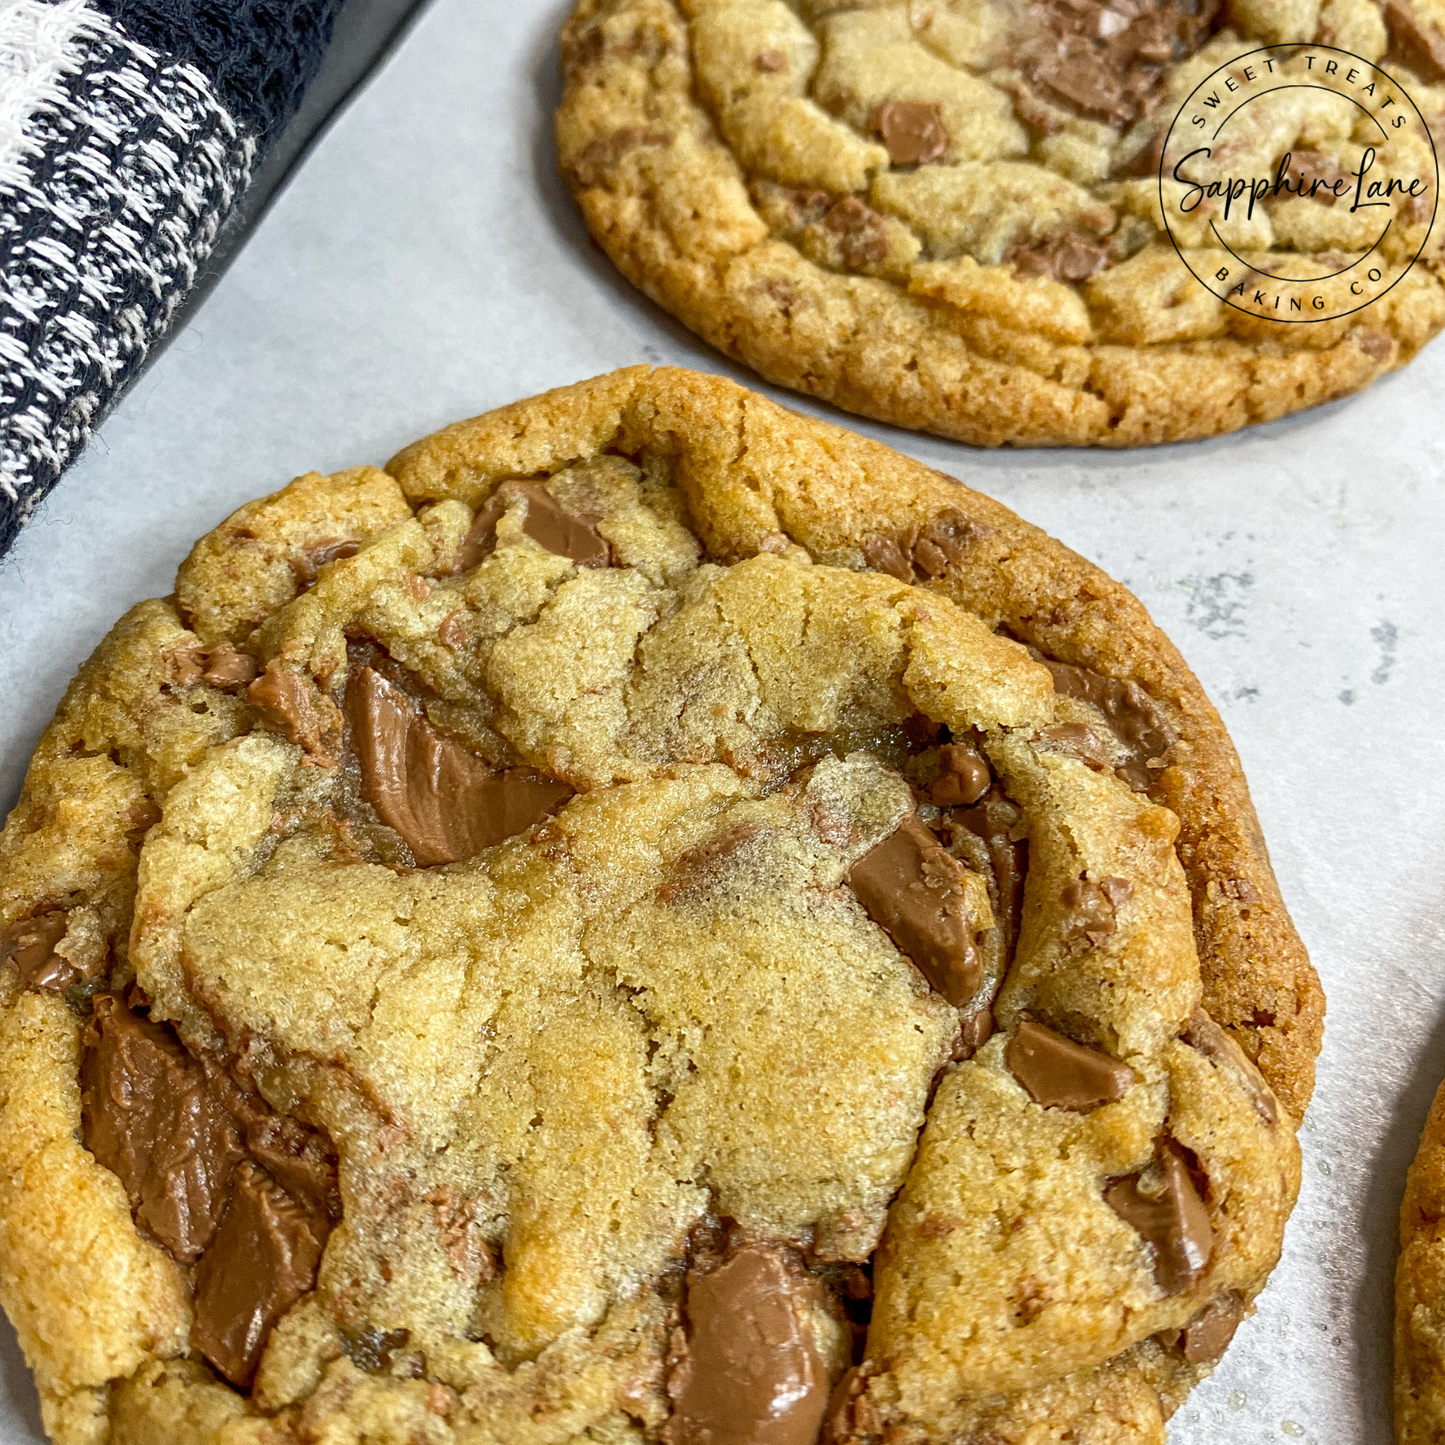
[1,1,1442,1440]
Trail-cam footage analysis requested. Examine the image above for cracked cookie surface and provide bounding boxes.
[556,0,1445,445]
[0,368,1318,1444]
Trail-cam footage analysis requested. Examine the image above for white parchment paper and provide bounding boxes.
[1,1,1442,1439]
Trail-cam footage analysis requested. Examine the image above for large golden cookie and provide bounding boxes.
[1397,1073,1445,1442]
[555,0,1445,445]
[0,368,1319,1444]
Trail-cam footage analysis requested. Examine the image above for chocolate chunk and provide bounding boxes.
[952,794,1028,964]
[81,996,245,1263]
[1159,1291,1246,1364]
[1183,1010,1278,1127]
[1024,0,1221,129]
[1,912,74,991]
[456,481,609,571]
[515,482,609,566]
[1113,129,1164,179]
[346,666,572,865]
[341,1326,411,1372]
[954,1005,995,1061]
[849,814,984,1006]
[192,1161,330,1387]
[930,743,990,808]
[1385,0,1445,83]
[861,535,914,582]
[755,49,787,72]
[1036,721,1113,771]
[664,1244,831,1445]
[1005,1019,1136,1111]
[1008,231,1111,283]
[1060,873,1131,945]
[291,539,360,590]
[1105,1140,1214,1294]
[1039,657,1175,791]
[247,663,342,763]
[823,197,889,268]
[199,642,259,689]
[873,100,948,166]
[862,511,981,584]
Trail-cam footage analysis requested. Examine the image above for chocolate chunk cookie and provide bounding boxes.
[0,368,1318,1444]
[556,0,1445,446]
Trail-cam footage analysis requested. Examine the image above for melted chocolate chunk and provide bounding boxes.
[951,793,1028,965]
[1158,1290,1245,1364]
[1024,0,1222,128]
[849,814,984,1006]
[291,539,360,589]
[81,996,246,1263]
[247,663,341,763]
[954,1005,995,1061]
[1006,1020,1136,1111]
[930,743,990,808]
[1274,150,1350,208]
[192,1162,331,1388]
[1105,1139,1214,1294]
[873,100,948,166]
[1182,1010,1278,1127]
[455,481,609,571]
[346,667,573,865]
[1,912,74,991]
[1040,656,1175,791]
[1385,0,1445,83]
[664,1245,831,1445]
[1008,231,1111,283]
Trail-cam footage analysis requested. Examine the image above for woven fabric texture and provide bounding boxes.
[0,0,343,557]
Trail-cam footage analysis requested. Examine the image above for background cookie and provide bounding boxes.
[1397,1071,1445,1442]
[555,0,1445,446]
[0,368,1320,1443]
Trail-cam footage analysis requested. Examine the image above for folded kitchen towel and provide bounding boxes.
[0,0,358,556]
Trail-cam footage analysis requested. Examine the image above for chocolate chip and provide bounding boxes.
[1276,149,1350,207]
[1008,231,1111,283]
[1385,0,1445,83]
[81,996,246,1263]
[1,912,74,992]
[873,100,948,166]
[755,49,787,71]
[849,814,984,1006]
[345,667,572,865]
[953,1005,995,1061]
[930,743,991,807]
[1104,1139,1214,1294]
[1158,1290,1246,1364]
[1005,1019,1136,1111]
[663,1245,831,1445]
[192,1161,331,1388]
[1038,656,1175,791]
[1182,1010,1278,1126]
